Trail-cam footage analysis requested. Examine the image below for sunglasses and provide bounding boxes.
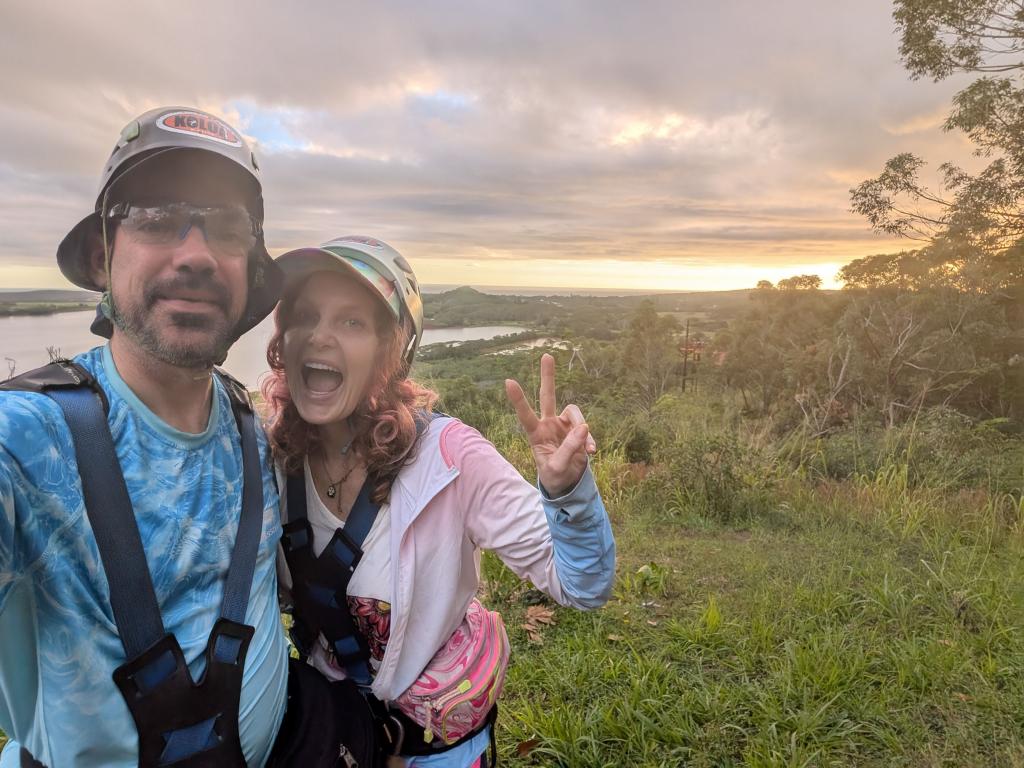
[106,202,261,256]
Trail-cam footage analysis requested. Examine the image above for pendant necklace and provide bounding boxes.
[321,434,356,499]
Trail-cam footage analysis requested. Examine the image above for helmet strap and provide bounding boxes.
[100,187,116,316]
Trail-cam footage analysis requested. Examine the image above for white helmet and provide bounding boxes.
[275,236,424,365]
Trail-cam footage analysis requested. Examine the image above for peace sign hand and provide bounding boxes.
[505,353,597,497]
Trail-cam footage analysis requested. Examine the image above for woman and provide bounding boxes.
[262,236,615,766]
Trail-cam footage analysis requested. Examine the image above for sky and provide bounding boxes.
[0,0,976,292]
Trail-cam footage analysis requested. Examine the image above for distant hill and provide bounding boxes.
[420,283,715,297]
[0,290,99,304]
[422,285,759,338]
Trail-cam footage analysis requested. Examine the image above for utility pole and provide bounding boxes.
[681,318,690,393]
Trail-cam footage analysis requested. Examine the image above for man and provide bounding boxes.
[0,108,289,766]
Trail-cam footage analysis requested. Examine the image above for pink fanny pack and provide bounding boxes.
[393,598,510,745]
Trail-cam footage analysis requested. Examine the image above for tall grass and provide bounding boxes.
[4,388,1020,765]
[478,393,1024,766]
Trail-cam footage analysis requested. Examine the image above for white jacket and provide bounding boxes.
[279,416,615,701]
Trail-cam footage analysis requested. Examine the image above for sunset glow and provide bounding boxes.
[0,1,973,293]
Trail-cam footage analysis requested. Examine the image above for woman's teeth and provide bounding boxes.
[302,362,344,394]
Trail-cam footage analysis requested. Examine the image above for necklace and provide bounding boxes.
[320,432,356,499]
[321,450,356,499]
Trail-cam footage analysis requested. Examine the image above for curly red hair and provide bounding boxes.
[261,274,438,504]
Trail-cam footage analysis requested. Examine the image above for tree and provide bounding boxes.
[714,286,842,420]
[894,0,1023,79]
[838,251,934,290]
[843,0,1024,425]
[851,0,1023,278]
[838,245,1023,424]
[777,274,822,291]
[619,301,681,412]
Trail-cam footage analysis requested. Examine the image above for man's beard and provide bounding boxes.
[111,274,239,368]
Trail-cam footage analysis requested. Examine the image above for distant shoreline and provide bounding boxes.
[2,285,760,301]
[0,303,95,317]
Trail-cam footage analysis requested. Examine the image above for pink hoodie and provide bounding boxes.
[280,416,614,702]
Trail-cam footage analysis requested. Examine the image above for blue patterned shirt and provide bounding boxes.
[0,345,288,767]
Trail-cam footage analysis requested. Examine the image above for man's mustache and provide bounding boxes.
[144,274,232,314]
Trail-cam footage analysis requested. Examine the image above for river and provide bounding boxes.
[0,310,524,386]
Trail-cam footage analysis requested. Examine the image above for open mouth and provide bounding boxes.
[302,361,344,394]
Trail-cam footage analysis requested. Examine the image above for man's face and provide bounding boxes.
[98,195,252,368]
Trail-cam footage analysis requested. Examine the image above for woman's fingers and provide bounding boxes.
[555,423,589,464]
[539,353,556,419]
[560,403,585,427]
[512,357,596,458]
[544,423,590,490]
[561,404,597,454]
[505,378,539,433]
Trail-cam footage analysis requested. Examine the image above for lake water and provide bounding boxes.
[0,309,524,386]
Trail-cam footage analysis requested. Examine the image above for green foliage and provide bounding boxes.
[713,285,847,422]
[781,406,1024,495]
[620,301,682,413]
[483,408,1024,766]
[293,249,1022,764]
[893,0,1023,80]
[851,0,1024,297]
[424,287,564,327]
[0,302,94,317]
[777,274,822,291]
[642,395,775,524]
[421,285,753,340]
[714,270,1023,430]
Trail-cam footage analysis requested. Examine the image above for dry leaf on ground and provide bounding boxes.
[522,605,557,644]
[516,739,541,757]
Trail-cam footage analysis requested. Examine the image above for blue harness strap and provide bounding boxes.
[218,393,266,628]
[46,385,166,659]
[283,472,380,684]
[31,365,265,766]
[45,375,264,659]
[282,410,438,685]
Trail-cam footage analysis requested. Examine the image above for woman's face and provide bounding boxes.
[282,270,385,426]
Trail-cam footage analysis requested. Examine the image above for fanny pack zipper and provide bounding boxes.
[423,611,507,743]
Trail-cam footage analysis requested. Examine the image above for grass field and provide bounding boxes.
[3,414,1021,766]
[484,421,1024,767]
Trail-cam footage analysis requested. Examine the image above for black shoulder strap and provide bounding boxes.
[216,372,265,632]
[1,360,109,409]
[2,361,164,655]
[341,480,379,552]
[285,470,307,526]
[213,366,254,414]
[46,383,168,659]
[284,409,440,544]
[284,472,380,551]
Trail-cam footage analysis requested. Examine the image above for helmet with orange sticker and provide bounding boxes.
[57,106,282,340]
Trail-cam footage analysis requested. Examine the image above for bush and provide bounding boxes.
[780,406,1024,495]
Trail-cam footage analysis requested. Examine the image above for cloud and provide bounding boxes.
[0,0,973,289]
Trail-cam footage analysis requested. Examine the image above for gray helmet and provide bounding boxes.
[57,106,283,339]
[275,236,424,365]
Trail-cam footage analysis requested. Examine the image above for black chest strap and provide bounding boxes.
[3,360,265,767]
[280,411,437,686]
[281,474,381,685]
